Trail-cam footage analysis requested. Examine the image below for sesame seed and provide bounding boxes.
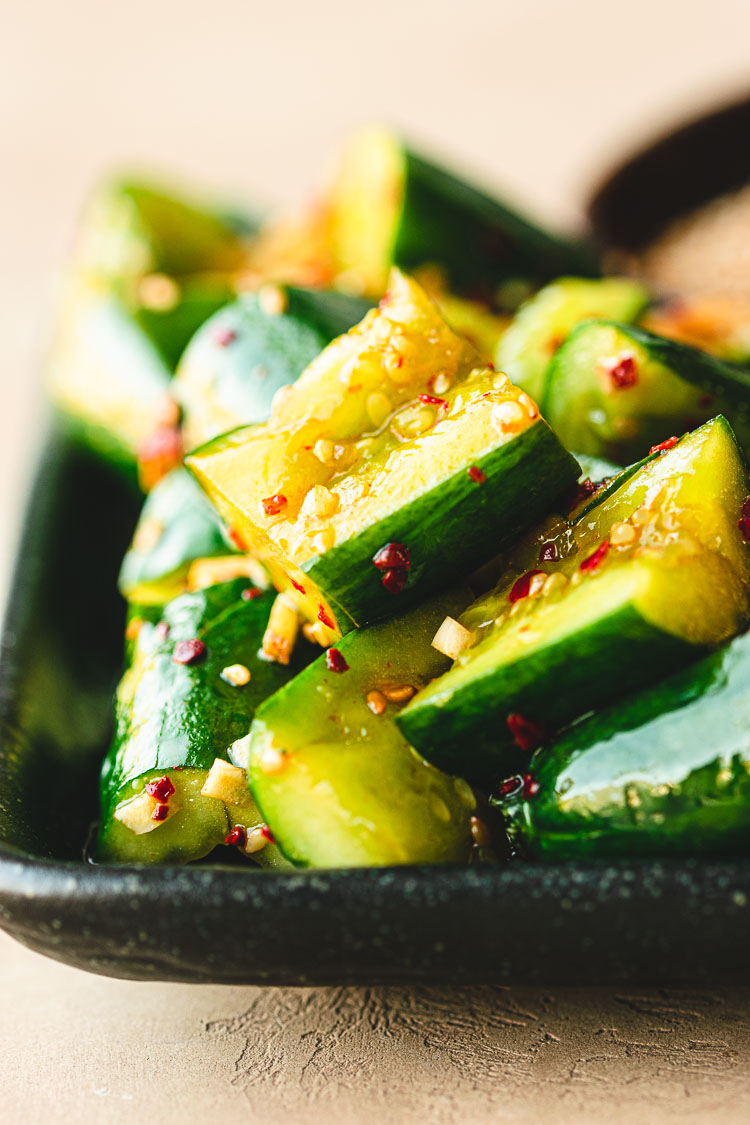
[138,273,180,311]
[492,400,526,434]
[313,438,335,463]
[366,391,392,428]
[221,663,251,687]
[432,372,452,394]
[244,826,269,854]
[258,745,287,774]
[366,690,387,715]
[610,521,637,546]
[381,683,416,704]
[470,816,491,848]
[517,392,539,420]
[258,283,288,316]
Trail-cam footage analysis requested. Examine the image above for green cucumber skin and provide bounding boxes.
[543,319,750,462]
[118,468,235,602]
[248,590,475,868]
[132,277,236,370]
[499,633,750,860]
[301,420,580,633]
[99,580,313,836]
[177,288,372,437]
[394,151,599,299]
[396,600,696,787]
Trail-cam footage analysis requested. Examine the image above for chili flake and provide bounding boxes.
[325,647,349,673]
[262,494,287,517]
[173,638,207,665]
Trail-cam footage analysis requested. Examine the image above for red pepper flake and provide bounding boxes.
[155,621,170,640]
[317,605,336,630]
[508,569,544,603]
[649,436,679,455]
[379,291,391,308]
[225,825,246,848]
[418,393,449,412]
[151,804,170,822]
[145,775,176,802]
[382,567,408,595]
[602,353,639,389]
[738,497,750,542]
[496,775,524,800]
[262,494,287,517]
[506,713,546,752]
[579,540,610,573]
[214,327,237,347]
[373,542,412,571]
[521,773,540,799]
[228,526,247,551]
[468,465,487,484]
[137,425,183,491]
[538,541,558,563]
[260,825,276,844]
[172,638,207,665]
[290,578,306,594]
[566,476,598,511]
[241,586,263,601]
[325,647,349,673]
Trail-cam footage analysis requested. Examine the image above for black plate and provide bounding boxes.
[1,423,750,985]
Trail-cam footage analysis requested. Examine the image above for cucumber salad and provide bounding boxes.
[51,128,750,869]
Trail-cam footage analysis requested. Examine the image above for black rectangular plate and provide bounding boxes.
[1,423,749,985]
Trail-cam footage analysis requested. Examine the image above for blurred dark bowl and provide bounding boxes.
[587,90,750,256]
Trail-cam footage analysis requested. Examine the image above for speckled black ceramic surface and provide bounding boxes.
[1,423,749,985]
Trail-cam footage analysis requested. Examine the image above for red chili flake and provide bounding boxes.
[382,568,408,595]
[262,494,287,517]
[521,773,540,799]
[506,713,546,752]
[649,436,679,455]
[538,541,558,562]
[137,425,183,491]
[290,578,306,594]
[145,775,176,802]
[738,497,750,542]
[496,775,524,800]
[418,393,449,412]
[151,804,170,822]
[567,476,598,511]
[579,540,610,573]
[372,542,412,571]
[547,333,565,354]
[225,825,246,848]
[508,569,544,603]
[173,638,207,665]
[214,327,237,347]
[379,291,391,308]
[317,605,336,630]
[602,353,639,389]
[260,825,276,844]
[468,465,487,484]
[241,586,263,601]
[228,527,247,551]
[325,647,349,673]
[391,355,404,369]
[155,621,170,640]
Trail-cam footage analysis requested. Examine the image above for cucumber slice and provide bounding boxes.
[246,592,477,868]
[187,270,579,640]
[495,277,649,400]
[542,319,750,463]
[175,286,372,449]
[497,631,750,859]
[396,417,750,784]
[327,127,597,299]
[98,580,313,865]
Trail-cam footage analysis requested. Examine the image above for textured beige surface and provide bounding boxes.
[3,1,750,1121]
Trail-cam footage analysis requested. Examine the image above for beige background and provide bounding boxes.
[2,1,750,1121]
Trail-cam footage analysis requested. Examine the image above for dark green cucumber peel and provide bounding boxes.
[119,468,235,603]
[497,631,750,860]
[299,420,581,633]
[176,287,372,441]
[132,276,237,370]
[397,593,694,788]
[395,152,598,298]
[98,580,315,863]
[543,319,750,463]
[247,590,478,868]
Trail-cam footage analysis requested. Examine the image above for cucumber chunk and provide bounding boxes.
[497,631,750,859]
[495,276,649,400]
[175,286,372,449]
[396,417,750,784]
[542,320,750,463]
[187,270,579,640]
[246,592,477,868]
[98,580,313,865]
